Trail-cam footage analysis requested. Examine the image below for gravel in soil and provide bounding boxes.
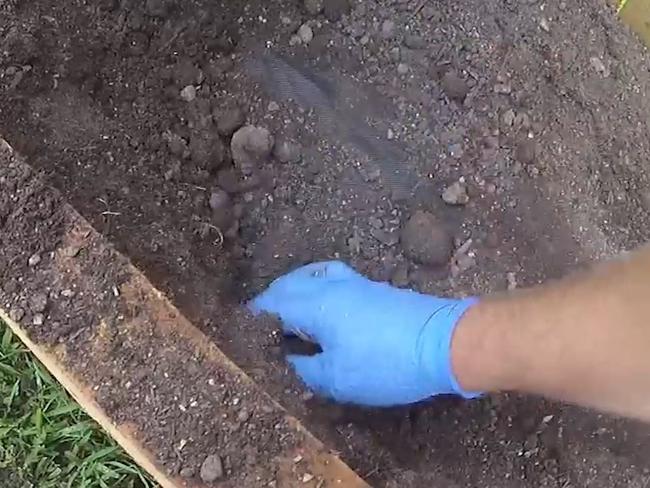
[2,0,650,486]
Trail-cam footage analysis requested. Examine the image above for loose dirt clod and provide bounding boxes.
[401,211,453,266]
[441,71,470,102]
[442,181,469,206]
[180,85,197,102]
[190,130,225,171]
[515,139,537,165]
[200,454,224,483]
[298,24,314,44]
[231,125,274,176]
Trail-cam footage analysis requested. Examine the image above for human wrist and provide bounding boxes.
[450,298,515,393]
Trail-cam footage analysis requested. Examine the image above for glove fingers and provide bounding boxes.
[287,353,334,399]
[248,291,326,343]
[248,261,360,345]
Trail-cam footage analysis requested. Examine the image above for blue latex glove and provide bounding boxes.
[249,261,477,406]
[249,261,480,407]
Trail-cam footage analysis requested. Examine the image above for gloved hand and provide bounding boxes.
[249,261,480,407]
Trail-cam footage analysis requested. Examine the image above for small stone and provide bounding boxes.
[323,0,350,22]
[273,138,302,163]
[494,83,512,95]
[180,85,197,102]
[515,139,537,165]
[401,211,453,266]
[397,63,409,75]
[30,293,48,313]
[442,181,469,205]
[539,17,550,32]
[298,24,314,44]
[200,455,224,483]
[590,56,610,77]
[231,126,275,176]
[215,107,246,137]
[9,307,25,322]
[267,101,280,112]
[302,473,314,483]
[304,0,324,15]
[33,314,45,326]
[404,34,426,49]
[381,20,396,39]
[180,467,195,479]
[61,289,75,298]
[28,253,41,267]
[441,71,469,103]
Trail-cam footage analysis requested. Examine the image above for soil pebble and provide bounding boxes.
[190,130,225,171]
[441,71,469,102]
[215,107,246,137]
[323,0,350,22]
[442,181,469,205]
[9,307,25,322]
[28,253,41,266]
[231,126,274,176]
[180,85,197,102]
[298,24,314,44]
[273,138,302,163]
[30,293,48,313]
[200,454,224,483]
[515,139,537,165]
[401,211,453,266]
[304,0,324,15]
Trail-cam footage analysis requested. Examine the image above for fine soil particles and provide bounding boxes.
[2,0,650,486]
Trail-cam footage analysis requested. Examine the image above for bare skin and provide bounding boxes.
[452,246,650,421]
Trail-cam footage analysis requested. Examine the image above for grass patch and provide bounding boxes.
[0,321,156,488]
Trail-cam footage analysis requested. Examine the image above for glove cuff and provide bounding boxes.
[420,297,483,399]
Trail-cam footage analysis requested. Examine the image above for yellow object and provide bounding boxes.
[619,0,650,47]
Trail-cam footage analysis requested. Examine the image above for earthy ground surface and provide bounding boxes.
[2,0,650,486]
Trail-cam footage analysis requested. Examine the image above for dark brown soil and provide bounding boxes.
[2,0,650,486]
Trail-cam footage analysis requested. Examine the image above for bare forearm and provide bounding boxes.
[452,247,650,421]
